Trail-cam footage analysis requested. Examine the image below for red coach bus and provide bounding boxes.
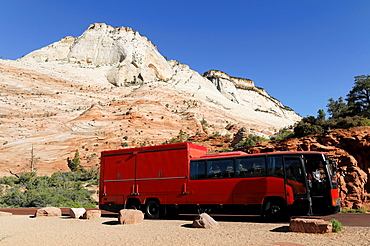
[99,142,340,220]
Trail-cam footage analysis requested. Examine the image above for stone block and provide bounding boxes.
[83,209,101,220]
[192,213,219,229]
[35,207,62,217]
[289,218,332,233]
[118,209,144,224]
[69,208,86,219]
[0,212,12,216]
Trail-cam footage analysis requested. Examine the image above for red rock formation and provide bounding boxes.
[247,126,370,210]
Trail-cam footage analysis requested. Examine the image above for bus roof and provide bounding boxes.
[192,150,326,160]
[101,142,207,157]
[101,142,326,159]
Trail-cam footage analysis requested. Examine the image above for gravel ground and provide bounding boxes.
[0,215,369,246]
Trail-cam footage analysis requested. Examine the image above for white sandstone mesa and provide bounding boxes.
[0,22,300,176]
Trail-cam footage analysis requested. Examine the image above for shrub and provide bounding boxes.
[271,126,294,141]
[234,134,269,150]
[168,130,190,143]
[0,171,98,208]
[330,219,343,232]
[217,147,233,152]
[340,208,367,213]
[0,176,18,186]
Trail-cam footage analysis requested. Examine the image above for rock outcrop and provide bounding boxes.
[18,23,300,133]
[21,23,173,85]
[247,126,370,209]
[0,23,301,176]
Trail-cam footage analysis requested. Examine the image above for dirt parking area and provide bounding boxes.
[0,214,369,246]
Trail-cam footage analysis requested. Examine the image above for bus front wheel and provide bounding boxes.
[145,200,161,219]
[263,200,288,221]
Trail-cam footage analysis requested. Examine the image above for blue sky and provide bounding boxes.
[1,1,370,118]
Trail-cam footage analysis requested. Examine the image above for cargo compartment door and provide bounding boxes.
[103,152,138,198]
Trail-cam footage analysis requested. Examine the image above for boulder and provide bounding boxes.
[118,209,144,224]
[69,208,86,219]
[192,213,219,229]
[35,207,62,217]
[0,212,12,216]
[82,209,101,220]
[289,218,332,233]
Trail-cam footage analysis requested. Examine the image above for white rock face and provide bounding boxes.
[20,36,76,62]
[21,23,173,85]
[18,23,301,134]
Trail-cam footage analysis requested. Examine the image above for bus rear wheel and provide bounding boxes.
[145,200,161,219]
[126,199,141,210]
[263,200,288,221]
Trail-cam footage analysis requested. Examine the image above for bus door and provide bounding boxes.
[283,155,312,216]
[303,154,339,214]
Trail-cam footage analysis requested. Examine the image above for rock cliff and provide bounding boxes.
[20,23,301,131]
[21,23,173,84]
[0,23,300,176]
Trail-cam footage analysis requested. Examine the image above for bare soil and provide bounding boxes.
[0,215,369,246]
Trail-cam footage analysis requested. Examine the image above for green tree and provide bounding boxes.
[68,150,82,172]
[270,126,294,141]
[327,97,349,119]
[346,75,370,118]
[317,109,326,121]
[293,116,323,138]
[234,134,268,150]
[168,130,190,143]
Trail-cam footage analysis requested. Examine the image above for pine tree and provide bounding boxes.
[68,149,81,172]
[346,75,370,118]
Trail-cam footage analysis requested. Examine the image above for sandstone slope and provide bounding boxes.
[0,23,300,176]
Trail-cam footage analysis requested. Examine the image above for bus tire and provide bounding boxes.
[145,200,161,219]
[263,199,288,221]
[126,199,141,210]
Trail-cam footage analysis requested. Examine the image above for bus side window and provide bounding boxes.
[207,159,234,178]
[190,161,206,180]
[268,156,284,178]
[236,157,266,177]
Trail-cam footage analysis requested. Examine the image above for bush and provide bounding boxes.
[0,176,18,186]
[168,130,190,143]
[330,219,343,233]
[340,208,367,213]
[234,134,268,150]
[0,171,98,208]
[271,126,294,141]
